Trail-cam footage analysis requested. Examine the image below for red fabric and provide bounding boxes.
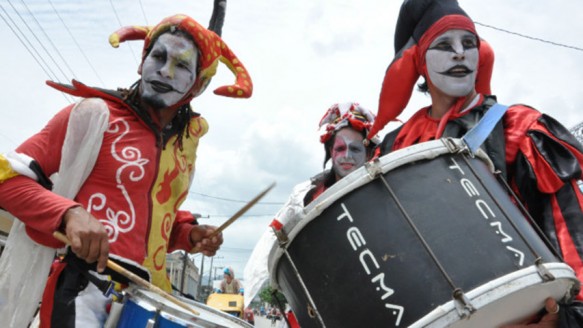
[270,219,283,231]
[0,94,201,262]
[392,95,484,150]
[39,260,67,328]
[168,210,197,251]
[369,44,420,140]
[287,311,300,328]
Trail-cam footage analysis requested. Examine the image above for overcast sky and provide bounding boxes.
[1,0,582,283]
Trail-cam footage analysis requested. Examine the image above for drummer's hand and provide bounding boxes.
[190,224,223,256]
[63,206,109,273]
[500,298,559,328]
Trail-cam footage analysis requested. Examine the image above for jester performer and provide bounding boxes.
[0,9,252,327]
[244,102,379,311]
[368,0,583,326]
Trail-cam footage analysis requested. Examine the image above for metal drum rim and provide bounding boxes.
[123,286,253,327]
[410,262,579,328]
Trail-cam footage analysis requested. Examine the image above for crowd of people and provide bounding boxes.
[0,0,582,327]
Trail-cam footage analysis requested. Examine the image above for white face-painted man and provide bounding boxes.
[425,29,479,97]
[331,127,367,179]
[140,32,199,109]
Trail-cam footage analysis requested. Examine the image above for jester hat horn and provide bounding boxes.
[367,0,494,140]
[109,12,252,107]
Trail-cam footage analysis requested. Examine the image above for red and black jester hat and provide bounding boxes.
[367,0,494,140]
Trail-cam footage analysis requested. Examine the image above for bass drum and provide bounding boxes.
[115,285,253,328]
[268,138,580,328]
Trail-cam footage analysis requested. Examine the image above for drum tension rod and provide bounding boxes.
[364,158,383,178]
[453,288,476,318]
[535,257,555,282]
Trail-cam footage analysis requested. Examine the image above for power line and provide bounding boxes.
[18,0,77,79]
[0,3,72,103]
[47,0,106,87]
[474,21,583,52]
[189,191,284,205]
[108,0,139,65]
[8,0,69,82]
[0,2,60,82]
[137,0,149,25]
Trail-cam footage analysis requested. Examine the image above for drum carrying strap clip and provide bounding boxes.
[535,258,555,282]
[453,288,476,319]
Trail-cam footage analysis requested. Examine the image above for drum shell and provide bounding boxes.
[271,144,566,328]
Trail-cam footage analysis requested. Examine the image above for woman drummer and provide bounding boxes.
[368,0,583,326]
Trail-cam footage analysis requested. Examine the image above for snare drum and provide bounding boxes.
[268,138,580,328]
[116,286,252,328]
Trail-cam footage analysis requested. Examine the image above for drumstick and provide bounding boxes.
[190,182,276,253]
[53,231,200,316]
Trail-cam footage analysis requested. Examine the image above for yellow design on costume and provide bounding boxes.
[0,155,19,183]
[142,116,208,292]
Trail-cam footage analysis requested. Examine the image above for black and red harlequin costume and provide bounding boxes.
[369,0,583,324]
[0,13,252,327]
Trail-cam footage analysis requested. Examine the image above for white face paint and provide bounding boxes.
[331,128,367,179]
[426,29,478,97]
[140,33,198,109]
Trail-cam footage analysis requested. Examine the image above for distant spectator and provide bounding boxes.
[220,266,242,294]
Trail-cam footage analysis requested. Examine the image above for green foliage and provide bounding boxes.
[258,285,287,306]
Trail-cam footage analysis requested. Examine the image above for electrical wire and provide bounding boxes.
[0,3,72,103]
[7,0,69,82]
[47,0,106,87]
[474,21,583,52]
[188,191,284,205]
[18,0,77,79]
[137,0,149,25]
[108,0,139,65]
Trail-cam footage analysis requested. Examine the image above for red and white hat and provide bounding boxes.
[319,102,379,144]
[367,0,494,140]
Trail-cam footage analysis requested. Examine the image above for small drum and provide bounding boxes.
[268,138,580,328]
[116,286,253,328]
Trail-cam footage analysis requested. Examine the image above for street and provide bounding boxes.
[252,315,285,328]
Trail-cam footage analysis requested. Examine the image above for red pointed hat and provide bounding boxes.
[108,14,252,106]
[367,0,494,140]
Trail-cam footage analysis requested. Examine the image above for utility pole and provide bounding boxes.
[180,251,188,294]
[181,213,202,296]
[197,255,205,300]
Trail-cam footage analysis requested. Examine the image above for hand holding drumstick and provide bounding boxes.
[53,231,200,316]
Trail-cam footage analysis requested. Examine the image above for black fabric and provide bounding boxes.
[529,130,582,181]
[556,183,583,261]
[51,263,87,328]
[63,250,150,286]
[540,114,583,154]
[559,301,583,327]
[395,0,469,52]
[378,125,403,155]
[28,160,54,190]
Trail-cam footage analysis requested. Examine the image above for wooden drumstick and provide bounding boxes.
[190,182,276,253]
[53,231,200,316]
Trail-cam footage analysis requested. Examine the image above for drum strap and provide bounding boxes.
[462,103,509,154]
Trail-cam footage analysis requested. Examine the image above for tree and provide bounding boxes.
[258,285,287,307]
